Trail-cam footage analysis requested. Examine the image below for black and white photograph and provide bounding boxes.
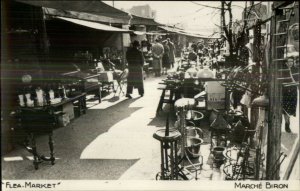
[1,1,299,191]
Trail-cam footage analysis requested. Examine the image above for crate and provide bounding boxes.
[63,102,75,120]
[58,113,70,127]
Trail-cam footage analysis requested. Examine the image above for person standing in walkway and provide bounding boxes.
[188,47,197,62]
[167,38,176,69]
[152,38,164,77]
[125,40,145,98]
[162,40,170,74]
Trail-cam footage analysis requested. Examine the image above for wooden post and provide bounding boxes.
[283,138,300,180]
[266,8,283,180]
[121,33,125,69]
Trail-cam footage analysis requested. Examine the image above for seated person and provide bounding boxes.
[100,58,123,79]
[102,58,115,71]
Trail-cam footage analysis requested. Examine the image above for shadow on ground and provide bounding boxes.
[2,98,142,179]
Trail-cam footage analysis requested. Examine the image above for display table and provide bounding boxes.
[62,71,102,103]
[156,80,181,116]
[17,93,86,170]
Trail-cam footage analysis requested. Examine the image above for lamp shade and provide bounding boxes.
[210,114,230,130]
[251,94,269,108]
[197,67,214,78]
[21,74,32,83]
[186,67,198,78]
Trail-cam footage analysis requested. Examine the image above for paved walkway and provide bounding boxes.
[2,76,175,180]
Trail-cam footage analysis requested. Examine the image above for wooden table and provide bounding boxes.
[18,93,86,170]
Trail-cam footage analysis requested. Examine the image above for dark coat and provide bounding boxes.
[188,51,197,61]
[162,43,170,68]
[168,41,175,64]
[126,47,144,87]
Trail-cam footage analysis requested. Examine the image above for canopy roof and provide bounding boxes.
[159,26,220,39]
[44,7,128,24]
[55,16,131,32]
[130,15,161,26]
[16,0,131,24]
[133,31,167,36]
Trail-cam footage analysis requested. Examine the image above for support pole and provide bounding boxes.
[266,8,283,180]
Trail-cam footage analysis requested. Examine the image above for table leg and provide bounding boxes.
[160,141,165,180]
[80,95,87,115]
[48,132,55,165]
[164,142,169,175]
[170,142,174,179]
[98,86,102,103]
[169,90,174,111]
[156,89,166,116]
[30,133,39,170]
[211,131,214,151]
[175,141,178,180]
[83,96,87,114]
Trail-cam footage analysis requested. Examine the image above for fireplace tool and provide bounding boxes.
[176,101,204,180]
[223,127,256,180]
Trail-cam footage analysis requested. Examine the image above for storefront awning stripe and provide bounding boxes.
[56,16,131,32]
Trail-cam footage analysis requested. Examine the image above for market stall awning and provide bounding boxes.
[44,7,129,25]
[55,16,131,32]
[159,26,183,33]
[133,31,147,35]
[146,31,167,35]
[16,0,131,24]
[130,15,162,26]
[133,30,167,36]
[159,26,220,39]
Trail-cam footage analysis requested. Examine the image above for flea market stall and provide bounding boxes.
[1,0,131,168]
[152,1,299,181]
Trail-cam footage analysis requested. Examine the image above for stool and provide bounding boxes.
[153,128,181,180]
[156,85,176,116]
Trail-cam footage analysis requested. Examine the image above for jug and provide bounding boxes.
[36,88,44,106]
[49,89,55,100]
[25,93,34,107]
[18,95,25,107]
